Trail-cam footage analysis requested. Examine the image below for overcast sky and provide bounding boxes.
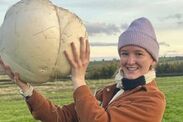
[0,0,183,60]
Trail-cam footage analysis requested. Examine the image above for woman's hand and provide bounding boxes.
[0,57,29,92]
[64,37,90,90]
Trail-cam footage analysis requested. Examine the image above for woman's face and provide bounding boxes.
[119,45,156,79]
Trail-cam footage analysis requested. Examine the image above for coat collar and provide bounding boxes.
[115,69,156,89]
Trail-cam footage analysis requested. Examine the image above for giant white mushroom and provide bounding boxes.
[0,0,88,83]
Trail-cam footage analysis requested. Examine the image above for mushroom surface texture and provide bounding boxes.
[0,0,88,83]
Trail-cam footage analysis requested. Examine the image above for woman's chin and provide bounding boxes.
[124,74,140,80]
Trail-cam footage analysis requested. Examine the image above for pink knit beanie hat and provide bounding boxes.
[118,17,159,62]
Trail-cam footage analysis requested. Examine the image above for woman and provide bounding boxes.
[0,17,166,122]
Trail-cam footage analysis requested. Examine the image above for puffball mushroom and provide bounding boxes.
[0,0,88,83]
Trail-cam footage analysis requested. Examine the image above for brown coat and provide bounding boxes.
[26,80,166,122]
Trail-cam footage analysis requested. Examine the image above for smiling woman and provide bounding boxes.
[0,17,166,122]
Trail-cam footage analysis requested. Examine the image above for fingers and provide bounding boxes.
[64,42,80,68]
[0,57,15,80]
[0,56,16,81]
[86,38,90,61]
[80,37,90,61]
[0,56,26,84]
[80,37,85,61]
[64,50,76,68]
[71,42,80,63]
[64,37,90,68]
[0,57,14,79]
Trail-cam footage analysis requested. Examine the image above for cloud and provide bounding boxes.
[0,1,9,5]
[57,0,159,11]
[159,42,170,47]
[85,22,121,35]
[57,0,126,10]
[0,0,18,5]
[164,13,183,20]
[154,0,180,5]
[90,42,117,46]
[120,23,129,30]
[177,21,183,26]
[163,50,183,57]
[159,13,183,28]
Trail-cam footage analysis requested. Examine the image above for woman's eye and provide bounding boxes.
[120,52,128,56]
[136,53,143,56]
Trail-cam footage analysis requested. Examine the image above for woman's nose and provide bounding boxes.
[127,55,136,65]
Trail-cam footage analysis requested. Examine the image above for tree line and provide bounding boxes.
[1,57,182,80]
[86,57,183,79]
[156,62,183,76]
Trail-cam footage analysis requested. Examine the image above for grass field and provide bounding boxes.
[0,76,183,122]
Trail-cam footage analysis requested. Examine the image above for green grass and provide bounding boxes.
[0,76,183,122]
[157,76,183,122]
